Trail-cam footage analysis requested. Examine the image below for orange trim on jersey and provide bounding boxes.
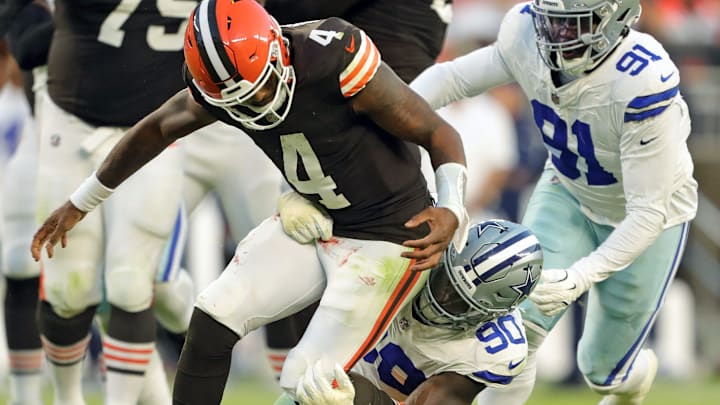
[339,32,381,98]
[343,255,421,371]
[344,49,380,98]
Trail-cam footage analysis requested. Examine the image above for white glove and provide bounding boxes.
[528,268,593,316]
[296,361,355,405]
[278,191,333,244]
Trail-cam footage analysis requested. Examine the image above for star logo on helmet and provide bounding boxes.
[510,264,537,299]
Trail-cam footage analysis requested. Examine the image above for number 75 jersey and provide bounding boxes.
[492,3,697,227]
[351,307,528,401]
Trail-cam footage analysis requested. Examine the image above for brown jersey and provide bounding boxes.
[48,0,196,126]
[187,18,431,244]
[265,0,451,83]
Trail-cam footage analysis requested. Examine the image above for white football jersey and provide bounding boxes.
[411,2,698,278]
[413,2,697,228]
[352,306,527,401]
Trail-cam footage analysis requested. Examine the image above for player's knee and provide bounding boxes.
[106,267,154,312]
[3,244,40,278]
[154,268,195,333]
[43,269,99,317]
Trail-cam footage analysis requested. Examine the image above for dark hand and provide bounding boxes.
[401,207,458,271]
[31,201,86,261]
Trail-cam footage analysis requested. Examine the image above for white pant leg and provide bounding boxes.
[102,135,183,313]
[195,216,325,338]
[279,236,428,394]
[36,96,104,315]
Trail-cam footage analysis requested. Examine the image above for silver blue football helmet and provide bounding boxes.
[531,0,642,75]
[413,219,543,330]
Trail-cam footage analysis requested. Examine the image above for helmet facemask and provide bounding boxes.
[198,39,296,130]
[413,220,544,331]
[531,0,641,75]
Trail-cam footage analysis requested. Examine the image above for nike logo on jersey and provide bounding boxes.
[508,358,525,370]
[660,72,675,82]
[640,136,658,145]
[345,35,356,53]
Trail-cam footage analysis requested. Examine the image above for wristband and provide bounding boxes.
[69,171,115,213]
[435,162,470,250]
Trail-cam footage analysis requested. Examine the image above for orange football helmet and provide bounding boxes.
[184,0,295,130]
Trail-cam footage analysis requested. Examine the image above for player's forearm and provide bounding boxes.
[96,90,213,188]
[348,372,398,405]
[95,118,173,189]
[411,45,513,110]
[571,208,665,282]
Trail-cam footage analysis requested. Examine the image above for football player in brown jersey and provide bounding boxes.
[32,1,469,403]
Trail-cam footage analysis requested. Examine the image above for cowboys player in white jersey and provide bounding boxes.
[275,219,543,405]
[280,0,698,404]
[409,1,698,404]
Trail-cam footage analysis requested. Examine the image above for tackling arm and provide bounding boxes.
[410,45,514,110]
[351,62,470,268]
[405,373,485,405]
[351,62,465,170]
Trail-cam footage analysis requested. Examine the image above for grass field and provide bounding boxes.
[3,375,719,404]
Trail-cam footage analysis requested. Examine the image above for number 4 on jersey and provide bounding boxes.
[309,29,345,46]
[281,133,351,209]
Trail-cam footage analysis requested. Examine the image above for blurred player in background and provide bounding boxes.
[282,219,543,405]
[410,1,698,404]
[0,2,50,403]
[262,0,450,83]
[31,1,468,403]
[260,0,453,379]
[21,0,189,403]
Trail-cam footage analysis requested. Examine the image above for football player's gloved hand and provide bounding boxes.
[296,361,355,405]
[278,190,333,244]
[529,268,593,316]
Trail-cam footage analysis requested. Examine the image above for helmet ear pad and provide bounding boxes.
[413,220,544,330]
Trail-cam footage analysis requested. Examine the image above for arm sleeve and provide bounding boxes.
[410,44,515,110]
[264,0,368,24]
[570,99,688,281]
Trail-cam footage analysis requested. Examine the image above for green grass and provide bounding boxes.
[3,375,719,404]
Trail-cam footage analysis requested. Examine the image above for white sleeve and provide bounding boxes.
[570,100,686,281]
[410,44,515,110]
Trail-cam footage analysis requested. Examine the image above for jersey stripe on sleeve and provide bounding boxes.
[624,85,679,123]
[339,30,381,98]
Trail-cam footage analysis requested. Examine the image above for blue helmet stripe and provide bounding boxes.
[470,229,535,267]
[473,244,542,285]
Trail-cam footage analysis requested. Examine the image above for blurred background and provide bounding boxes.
[0,0,718,403]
